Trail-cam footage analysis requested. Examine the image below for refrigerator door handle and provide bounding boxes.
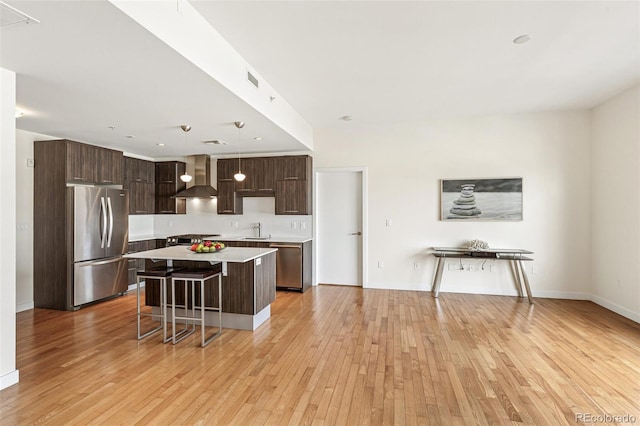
[107,196,114,248]
[100,196,107,248]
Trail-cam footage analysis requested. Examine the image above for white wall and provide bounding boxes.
[1,68,19,390]
[149,197,313,239]
[313,111,592,298]
[590,84,640,322]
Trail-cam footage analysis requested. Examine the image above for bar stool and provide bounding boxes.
[171,265,223,347]
[136,266,184,342]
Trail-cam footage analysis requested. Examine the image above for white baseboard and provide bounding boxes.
[16,301,34,312]
[590,295,640,324]
[0,369,19,391]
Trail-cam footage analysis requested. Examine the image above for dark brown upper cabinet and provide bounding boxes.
[155,161,186,214]
[217,158,240,182]
[124,157,155,215]
[235,157,275,196]
[274,156,311,181]
[216,155,312,215]
[62,140,123,185]
[96,147,123,185]
[275,180,312,215]
[124,156,154,183]
[217,181,243,215]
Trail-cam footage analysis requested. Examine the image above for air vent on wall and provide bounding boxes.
[0,1,39,27]
[247,70,259,88]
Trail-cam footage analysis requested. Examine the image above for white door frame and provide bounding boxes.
[313,167,368,288]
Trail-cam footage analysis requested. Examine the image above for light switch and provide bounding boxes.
[386,219,392,227]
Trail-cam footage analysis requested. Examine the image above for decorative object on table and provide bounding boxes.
[188,241,225,253]
[441,177,523,221]
[467,239,489,250]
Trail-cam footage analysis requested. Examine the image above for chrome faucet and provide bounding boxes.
[253,222,262,238]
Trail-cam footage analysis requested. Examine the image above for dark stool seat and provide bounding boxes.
[136,266,184,342]
[137,266,184,278]
[172,268,219,279]
[171,265,223,347]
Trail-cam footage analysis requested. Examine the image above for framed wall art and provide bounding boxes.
[441,177,523,221]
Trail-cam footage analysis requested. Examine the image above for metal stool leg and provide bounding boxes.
[137,276,164,340]
[172,277,196,344]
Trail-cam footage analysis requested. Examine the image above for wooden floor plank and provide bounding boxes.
[2,287,640,425]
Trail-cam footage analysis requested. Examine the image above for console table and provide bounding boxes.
[430,247,534,303]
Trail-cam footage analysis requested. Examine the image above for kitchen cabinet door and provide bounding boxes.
[129,182,154,214]
[155,161,186,214]
[96,148,123,185]
[66,141,97,183]
[217,158,239,182]
[275,180,311,215]
[217,181,243,214]
[274,156,311,181]
[125,157,154,183]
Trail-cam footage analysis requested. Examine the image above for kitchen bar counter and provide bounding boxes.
[206,235,312,244]
[125,246,277,330]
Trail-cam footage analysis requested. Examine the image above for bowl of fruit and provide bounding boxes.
[188,241,225,253]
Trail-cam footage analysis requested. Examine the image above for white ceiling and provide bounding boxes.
[2,1,639,158]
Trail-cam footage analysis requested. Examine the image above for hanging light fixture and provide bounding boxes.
[234,121,246,182]
[180,124,193,183]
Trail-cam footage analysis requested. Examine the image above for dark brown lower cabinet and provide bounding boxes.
[144,252,276,315]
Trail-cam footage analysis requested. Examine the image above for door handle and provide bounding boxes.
[107,197,114,248]
[349,232,362,236]
[100,197,107,248]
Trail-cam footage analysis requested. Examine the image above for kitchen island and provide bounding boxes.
[125,246,277,330]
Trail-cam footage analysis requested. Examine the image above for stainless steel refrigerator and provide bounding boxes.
[71,186,129,307]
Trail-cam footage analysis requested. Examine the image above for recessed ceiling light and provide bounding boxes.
[203,140,227,145]
[513,34,531,45]
[157,143,165,147]
[108,125,116,130]
[254,137,263,141]
[340,115,353,121]
[125,135,135,139]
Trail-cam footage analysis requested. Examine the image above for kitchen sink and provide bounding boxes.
[242,236,271,240]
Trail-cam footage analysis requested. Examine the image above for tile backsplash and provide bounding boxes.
[129,197,312,238]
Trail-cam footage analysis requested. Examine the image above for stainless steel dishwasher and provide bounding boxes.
[269,244,303,289]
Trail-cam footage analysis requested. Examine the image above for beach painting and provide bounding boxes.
[441,178,523,221]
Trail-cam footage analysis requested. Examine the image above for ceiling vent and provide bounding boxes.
[247,70,259,88]
[0,1,39,27]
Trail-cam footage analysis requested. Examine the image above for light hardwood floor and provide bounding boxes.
[1,286,639,425]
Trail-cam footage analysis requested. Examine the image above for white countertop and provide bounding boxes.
[206,235,312,244]
[124,246,277,263]
[128,234,168,242]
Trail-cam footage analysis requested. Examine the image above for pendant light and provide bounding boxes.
[233,121,246,182]
[180,124,193,183]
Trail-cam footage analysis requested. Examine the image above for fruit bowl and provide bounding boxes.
[187,241,225,253]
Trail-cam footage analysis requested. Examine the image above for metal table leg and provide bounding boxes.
[518,260,534,304]
[432,256,445,298]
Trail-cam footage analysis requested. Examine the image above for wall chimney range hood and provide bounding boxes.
[171,155,217,198]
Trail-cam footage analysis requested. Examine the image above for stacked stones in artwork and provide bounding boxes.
[449,184,481,217]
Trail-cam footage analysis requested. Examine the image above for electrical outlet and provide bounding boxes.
[386,219,392,227]
[300,222,306,230]
[467,264,474,272]
[26,158,35,168]
[291,222,298,229]
[378,261,384,268]
[489,264,496,272]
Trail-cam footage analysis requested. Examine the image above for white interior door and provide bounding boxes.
[316,170,364,286]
